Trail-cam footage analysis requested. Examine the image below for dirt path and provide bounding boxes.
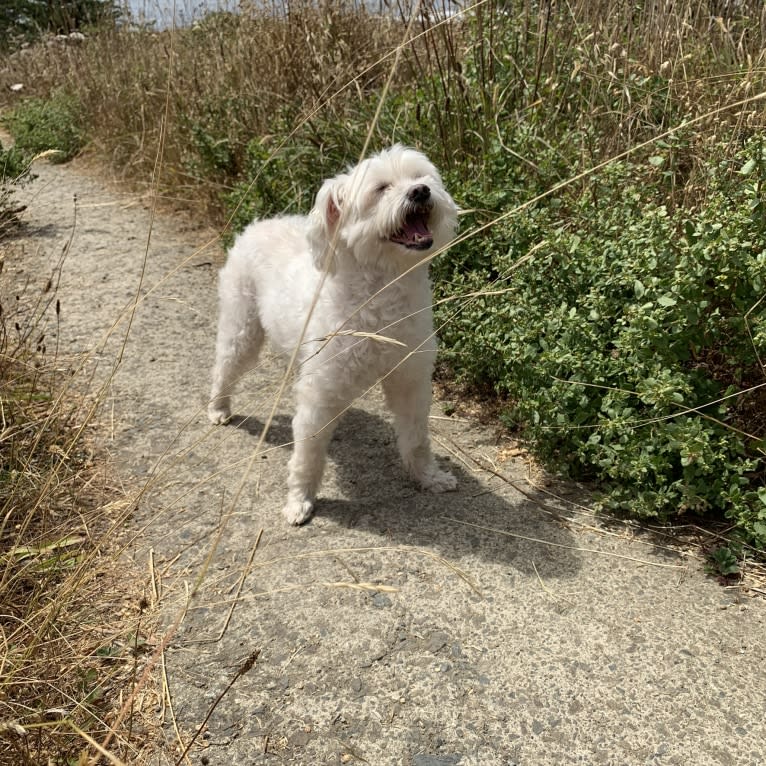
[12,157,766,766]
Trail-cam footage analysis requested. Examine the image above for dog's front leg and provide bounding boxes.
[383,365,457,494]
[283,400,341,525]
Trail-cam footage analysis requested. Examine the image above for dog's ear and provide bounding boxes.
[308,174,347,274]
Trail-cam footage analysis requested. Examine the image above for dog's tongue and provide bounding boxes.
[392,214,433,249]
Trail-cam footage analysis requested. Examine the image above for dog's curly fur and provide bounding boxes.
[208,144,458,524]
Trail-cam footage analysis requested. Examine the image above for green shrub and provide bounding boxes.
[224,130,353,235]
[434,146,766,547]
[3,90,85,162]
[0,141,33,233]
[223,112,382,237]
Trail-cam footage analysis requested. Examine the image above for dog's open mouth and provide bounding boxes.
[390,210,433,250]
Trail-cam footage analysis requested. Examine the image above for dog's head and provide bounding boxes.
[308,145,458,273]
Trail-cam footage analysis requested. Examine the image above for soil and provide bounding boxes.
[9,156,766,766]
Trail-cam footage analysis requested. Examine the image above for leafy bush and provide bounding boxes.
[434,147,766,547]
[0,141,32,233]
[223,116,374,235]
[2,90,85,162]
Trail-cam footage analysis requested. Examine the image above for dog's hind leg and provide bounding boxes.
[208,279,265,425]
[383,363,457,494]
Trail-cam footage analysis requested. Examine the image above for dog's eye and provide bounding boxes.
[376,183,390,194]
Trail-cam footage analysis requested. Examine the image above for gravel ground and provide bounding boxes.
[11,156,766,766]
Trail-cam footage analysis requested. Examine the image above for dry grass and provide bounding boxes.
[2,0,765,222]
[0,240,155,765]
[1,0,411,218]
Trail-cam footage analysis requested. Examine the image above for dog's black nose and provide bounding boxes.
[408,184,431,204]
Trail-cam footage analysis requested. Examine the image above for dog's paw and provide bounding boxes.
[419,465,457,494]
[282,498,314,526]
[208,405,231,425]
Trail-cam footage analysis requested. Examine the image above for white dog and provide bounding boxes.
[208,144,458,525]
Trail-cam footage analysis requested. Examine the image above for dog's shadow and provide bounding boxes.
[230,413,294,446]
[231,408,589,580]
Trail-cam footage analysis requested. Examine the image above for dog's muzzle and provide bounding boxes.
[389,184,434,251]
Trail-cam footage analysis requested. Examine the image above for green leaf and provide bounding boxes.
[649,155,665,168]
[709,547,740,576]
[740,158,757,175]
[657,294,677,307]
